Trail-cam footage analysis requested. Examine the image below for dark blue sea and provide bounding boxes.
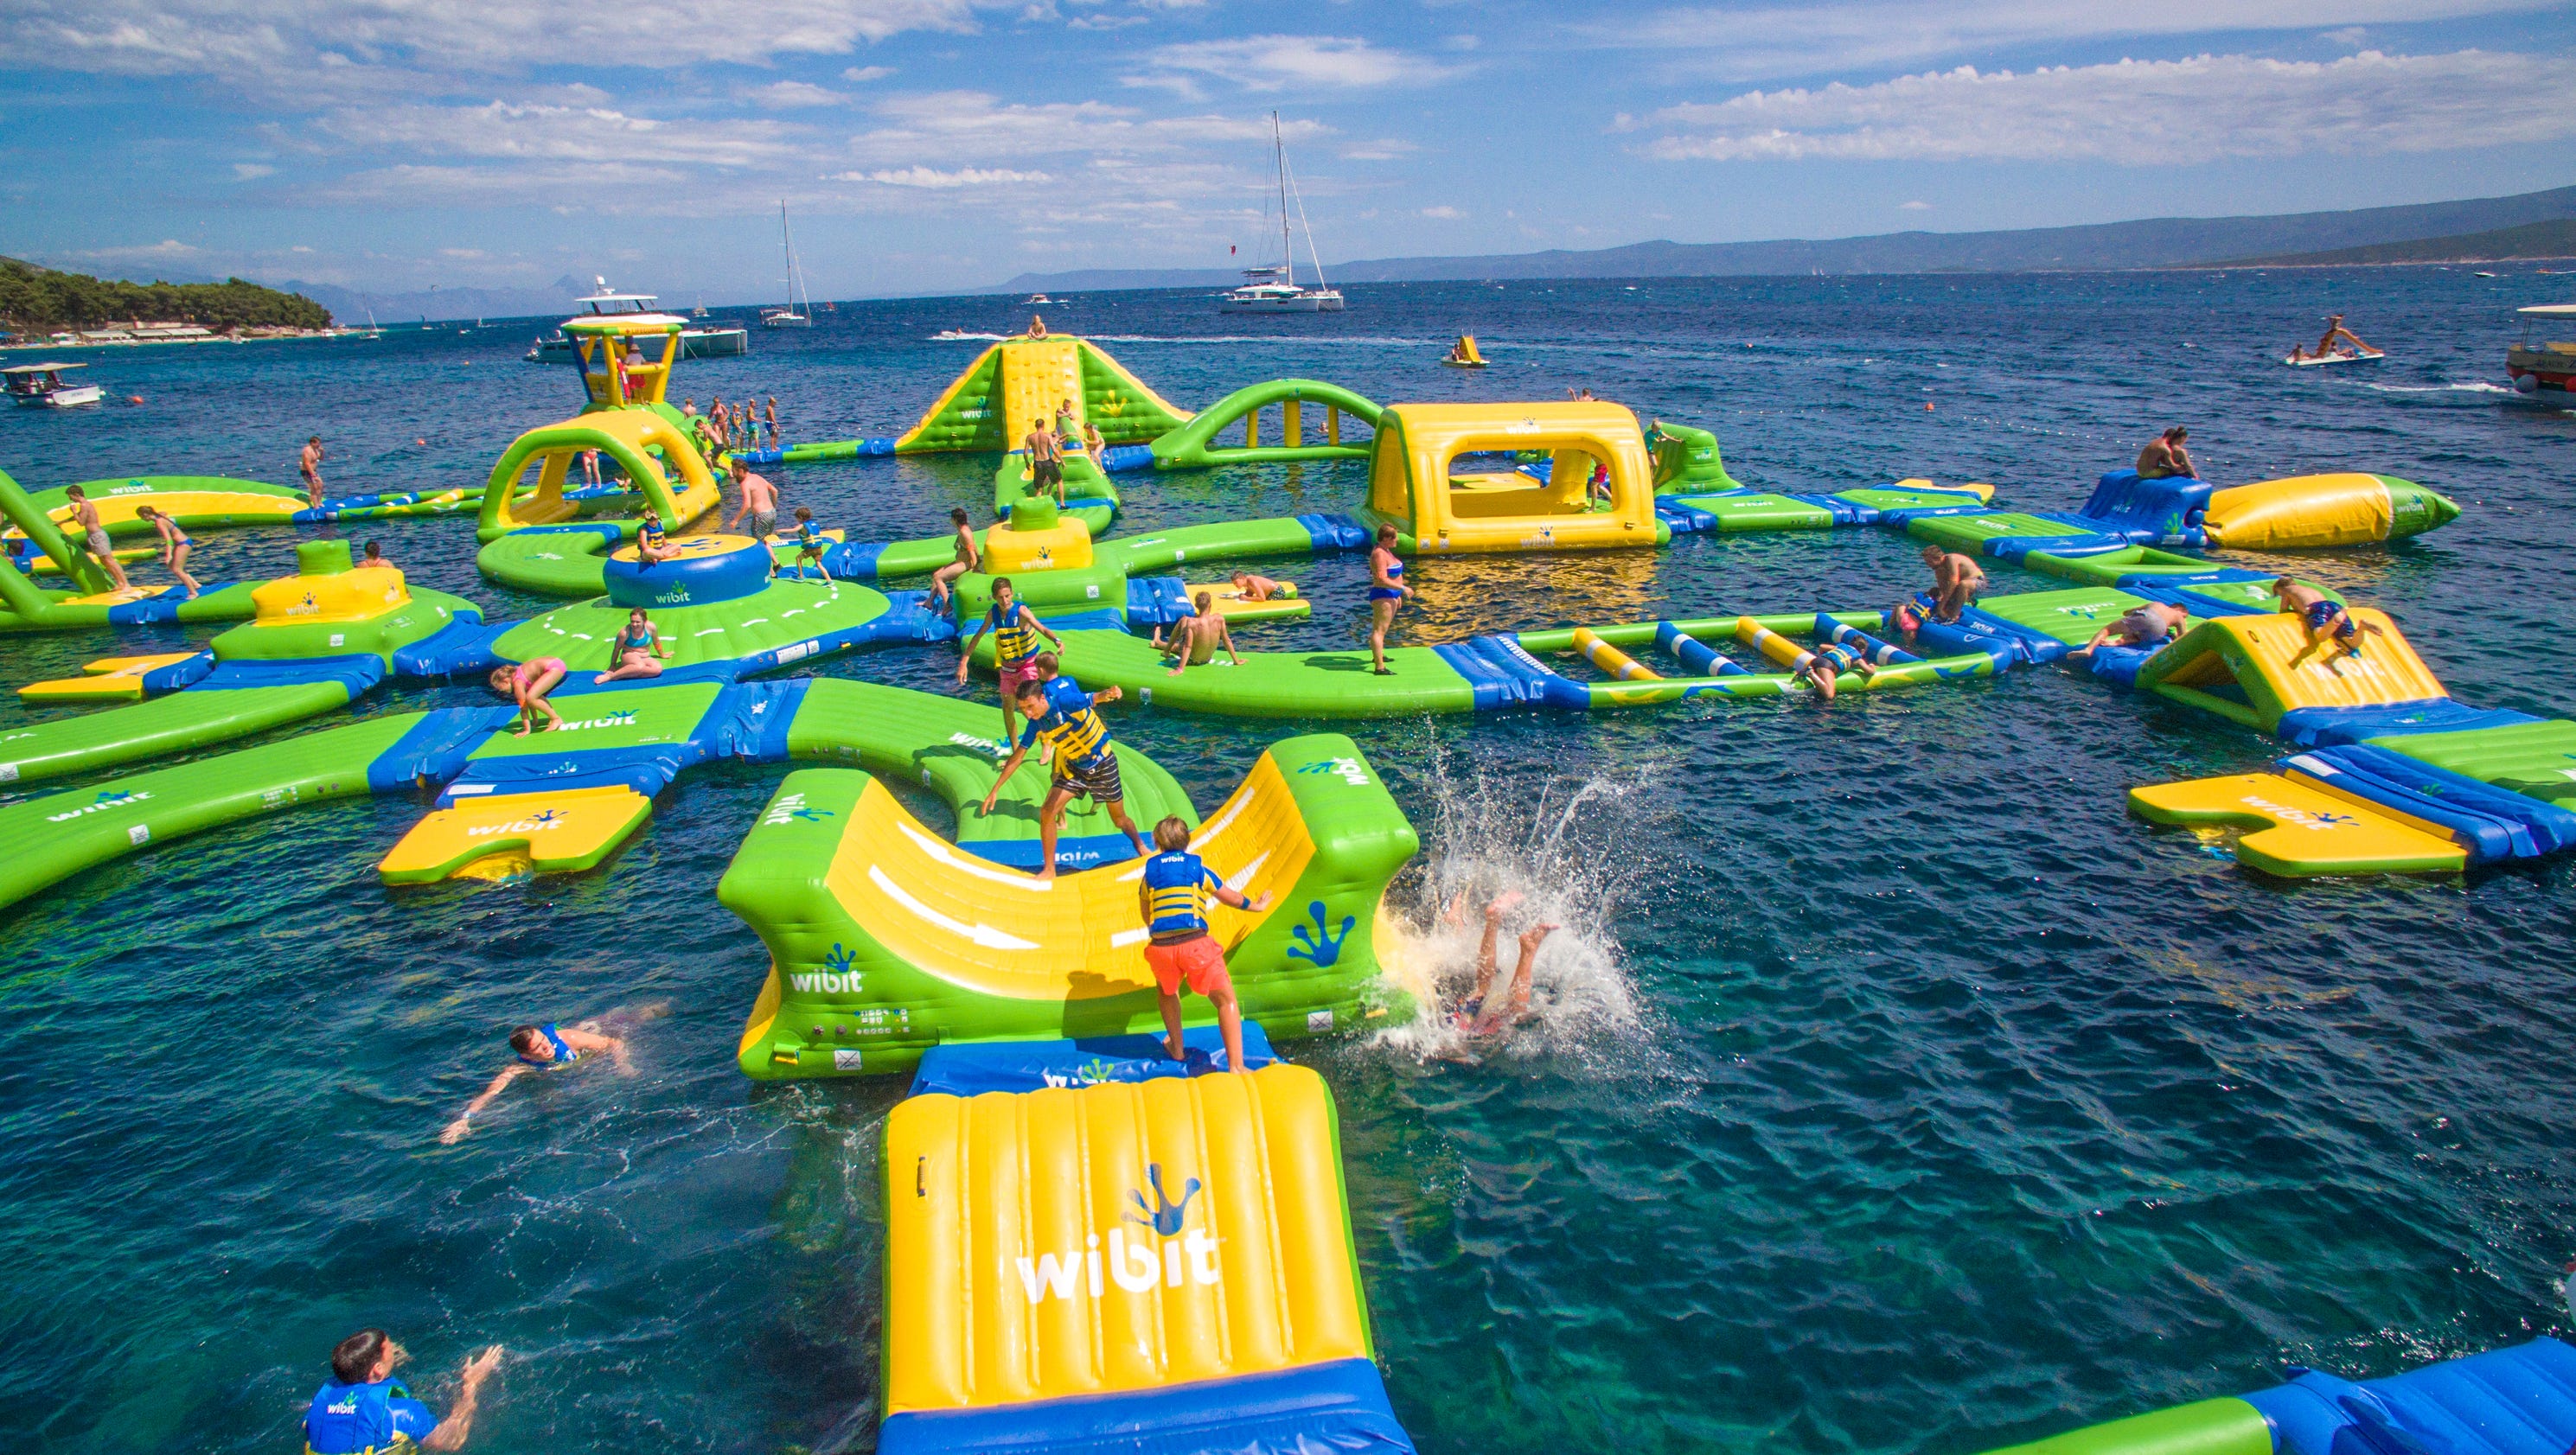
[3,271,2573,1455]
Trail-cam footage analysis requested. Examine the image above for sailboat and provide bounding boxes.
[762,202,814,329]
[1221,112,1344,314]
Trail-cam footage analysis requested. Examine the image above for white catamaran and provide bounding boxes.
[1223,112,1343,314]
[763,202,814,329]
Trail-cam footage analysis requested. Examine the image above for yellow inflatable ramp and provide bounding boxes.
[379,786,654,884]
[17,652,204,702]
[878,1064,1415,1455]
[2128,772,2465,876]
[2134,608,2446,733]
[998,336,1084,447]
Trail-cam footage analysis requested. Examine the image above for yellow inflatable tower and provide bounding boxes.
[1363,400,1665,552]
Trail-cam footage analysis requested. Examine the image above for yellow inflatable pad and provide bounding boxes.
[826,757,1314,1002]
[883,1063,1371,1414]
[379,786,654,884]
[982,515,1093,574]
[2129,772,2465,876]
[1185,581,1306,621]
[16,653,201,702]
[249,565,410,625]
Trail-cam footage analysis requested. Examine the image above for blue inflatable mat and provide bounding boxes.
[1098,444,1158,474]
[2275,699,2543,749]
[1296,512,1374,552]
[195,653,387,696]
[876,1356,1416,1455]
[2244,1338,2576,1455]
[366,706,516,793]
[1436,635,1585,709]
[103,584,208,626]
[1128,576,1194,628]
[2085,641,2167,690]
[907,1024,1279,1097]
[2120,584,2272,618]
[393,616,517,680]
[2282,746,2576,862]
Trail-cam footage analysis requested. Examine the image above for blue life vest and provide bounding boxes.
[1020,697,1109,769]
[303,1379,438,1455]
[519,1023,578,1066]
[1142,851,1223,943]
[1041,674,1089,716]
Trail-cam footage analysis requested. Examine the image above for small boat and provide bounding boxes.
[1023,293,1052,305]
[3,362,105,408]
[1221,112,1345,314]
[933,329,978,341]
[2475,271,2500,278]
[2284,345,2386,367]
[761,201,815,329]
[527,278,748,361]
[2508,303,2576,405]
[1441,335,1487,369]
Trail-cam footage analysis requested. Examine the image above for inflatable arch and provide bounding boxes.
[1364,400,1666,553]
[476,405,721,542]
[1148,378,1381,470]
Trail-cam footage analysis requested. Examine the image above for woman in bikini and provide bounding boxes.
[596,609,668,683]
[132,505,199,599]
[931,507,979,607]
[1366,524,1413,675]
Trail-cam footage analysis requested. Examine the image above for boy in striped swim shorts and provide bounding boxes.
[981,675,1147,880]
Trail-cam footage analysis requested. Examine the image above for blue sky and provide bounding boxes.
[2,0,2571,301]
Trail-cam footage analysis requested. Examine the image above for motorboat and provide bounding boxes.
[2507,303,2576,405]
[1023,293,1052,305]
[761,202,815,329]
[1221,112,1344,314]
[3,362,105,407]
[2283,345,2385,367]
[527,278,746,361]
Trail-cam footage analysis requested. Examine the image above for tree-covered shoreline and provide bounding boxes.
[0,258,333,333]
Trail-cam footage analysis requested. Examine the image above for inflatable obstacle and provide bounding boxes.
[878,1061,1414,1454]
[0,466,265,633]
[1971,1337,2576,1455]
[723,733,1417,1078]
[1364,401,1666,553]
[897,332,1194,454]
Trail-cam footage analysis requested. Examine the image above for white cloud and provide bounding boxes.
[842,65,895,80]
[1136,35,1456,93]
[439,246,488,258]
[751,81,850,109]
[837,165,1055,187]
[75,239,201,259]
[232,162,275,178]
[846,90,1323,165]
[1595,0,2564,81]
[1340,138,1417,161]
[1899,199,1930,208]
[322,99,798,168]
[1644,49,2576,164]
[1420,205,1463,219]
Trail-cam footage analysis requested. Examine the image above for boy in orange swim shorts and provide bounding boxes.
[1136,816,1270,1070]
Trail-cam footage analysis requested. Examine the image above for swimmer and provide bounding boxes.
[487,658,566,736]
[1229,569,1285,603]
[634,508,677,565]
[1024,420,1064,507]
[1794,641,1876,701]
[1886,599,1925,648]
[579,447,602,485]
[1451,891,1560,1037]
[301,1331,502,1454]
[2271,576,2383,660]
[595,609,668,683]
[361,540,396,571]
[725,458,779,563]
[1367,524,1412,675]
[1138,816,1270,1072]
[132,505,198,598]
[438,1007,667,1143]
[931,507,979,606]
[2072,601,2188,659]
[1027,314,1048,339]
[2134,426,2196,481]
[1921,544,1985,624]
[1081,419,1104,462]
[299,435,327,509]
[1159,590,1242,676]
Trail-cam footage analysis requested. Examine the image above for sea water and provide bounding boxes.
[2,271,2573,1454]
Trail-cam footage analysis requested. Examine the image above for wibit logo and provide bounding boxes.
[1286,900,1353,968]
[283,591,321,616]
[762,792,833,826]
[1013,1164,1219,1304]
[465,807,567,837]
[553,709,638,734]
[1295,756,1369,788]
[790,943,863,995]
[46,788,151,823]
[2240,794,2356,831]
[1040,1056,1126,1088]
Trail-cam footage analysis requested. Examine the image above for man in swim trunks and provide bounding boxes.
[1157,590,1243,676]
[726,457,780,564]
[1023,420,1064,507]
[1452,891,1560,1037]
[957,577,1064,744]
[302,1330,502,1453]
[300,436,327,508]
[61,486,131,590]
[981,676,1148,881]
[2135,426,2196,480]
[2271,576,2384,660]
[438,1005,662,1143]
[1921,543,1985,624]
[1795,640,1877,701]
[1138,816,1271,1071]
[2072,601,2189,659]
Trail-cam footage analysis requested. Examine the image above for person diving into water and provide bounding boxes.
[1444,890,1561,1037]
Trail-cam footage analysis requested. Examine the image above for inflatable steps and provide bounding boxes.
[723,733,1416,1077]
[877,1062,1415,1455]
[1974,1337,2576,1455]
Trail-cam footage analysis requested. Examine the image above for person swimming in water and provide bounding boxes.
[438,1003,667,1143]
[1448,891,1560,1037]
[301,1330,502,1454]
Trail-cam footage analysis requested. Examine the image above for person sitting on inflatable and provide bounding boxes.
[1921,544,1985,624]
[438,1008,661,1144]
[1157,590,1243,677]
[957,577,1064,746]
[301,1329,502,1453]
[2271,576,2384,661]
[1229,569,1287,603]
[2134,425,2196,480]
[981,676,1148,881]
[1795,640,1877,701]
[2072,601,2188,660]
[634,508,679,565]
[595,609,668,684]
[1138,816,1272,1072]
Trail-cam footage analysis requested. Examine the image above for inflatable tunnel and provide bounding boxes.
[879,1062,1414,1455]
[476,405,720,542]
[1365,401,1666,553]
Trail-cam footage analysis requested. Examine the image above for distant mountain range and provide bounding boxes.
[2224,218,2576,268]
[282,275,591,326]
[987,183,2576,293]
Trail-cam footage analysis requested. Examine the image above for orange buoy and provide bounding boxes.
[128,395,144,404]
[1924,401,1934,411]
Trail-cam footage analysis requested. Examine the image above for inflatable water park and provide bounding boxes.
[8,305,2570,1455]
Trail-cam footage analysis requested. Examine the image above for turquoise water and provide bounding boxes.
[3,273,2574,1453]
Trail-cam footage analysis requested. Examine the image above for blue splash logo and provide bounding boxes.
[1286,901,1353,968]
[1124,1164,1202,1236]
[789,943,862,995]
